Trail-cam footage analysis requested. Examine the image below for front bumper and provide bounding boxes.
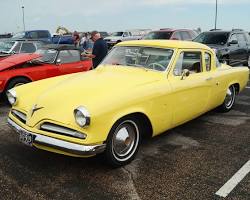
[7,118,106,156]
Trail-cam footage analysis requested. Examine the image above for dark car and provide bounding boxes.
[143,28,198,41]
[0,39,45,60]
[193,29,250,67]
[12,30,52,43]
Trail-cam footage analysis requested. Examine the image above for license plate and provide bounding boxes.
[19,131,34,146]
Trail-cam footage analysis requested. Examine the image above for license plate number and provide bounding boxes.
[19,131,34,146]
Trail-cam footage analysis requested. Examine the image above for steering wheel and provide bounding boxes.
[148,62,165,71]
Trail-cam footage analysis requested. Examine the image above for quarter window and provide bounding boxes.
[174,51,202,76]
[204,53,211,71]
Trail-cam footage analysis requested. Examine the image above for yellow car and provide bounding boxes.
[7,40,249,167]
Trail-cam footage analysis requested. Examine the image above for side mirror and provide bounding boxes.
[181,69,190,80]
[56,58,61,65]
[228,40,238,45]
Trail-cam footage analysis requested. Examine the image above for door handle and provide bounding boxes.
[205,77,213,81]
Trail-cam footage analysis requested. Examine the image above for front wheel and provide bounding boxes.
[105,118,141,167]
[218,85,236,112]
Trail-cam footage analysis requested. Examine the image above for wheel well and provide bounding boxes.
[233,83,240,94]
[117,112,153,140]
[5,76,32,91]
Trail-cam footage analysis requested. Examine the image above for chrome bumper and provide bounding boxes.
[7,118,106,156]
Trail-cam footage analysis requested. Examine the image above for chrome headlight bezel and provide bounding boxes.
[7,89,17,106]
[74,106,90,127]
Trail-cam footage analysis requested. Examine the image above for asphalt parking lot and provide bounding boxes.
[0,83,249,200]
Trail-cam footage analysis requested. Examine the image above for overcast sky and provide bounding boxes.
[1,0,250,34]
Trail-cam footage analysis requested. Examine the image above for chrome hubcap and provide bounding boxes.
[224,86,235,108]
[112,120,139,160]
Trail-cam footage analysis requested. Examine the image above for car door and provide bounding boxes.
[56,50,87,75]
[168,49,213,126]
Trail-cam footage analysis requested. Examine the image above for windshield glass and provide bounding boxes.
[102,46,174,71]
[143,31,172,39]
[0,41,15,53]
[12,32,25,39]
[111,32,123,37]
[193,32,229,45]
[34,49,58,63]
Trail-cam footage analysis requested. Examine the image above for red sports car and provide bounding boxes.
[0,45,92,99]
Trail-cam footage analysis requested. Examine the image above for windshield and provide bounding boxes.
[12,32,25,39]
[193,32,229,45]
[102,46,174,71]
[111,32,123,37]
[34,49,58,63]
[143,31,172,39]
[0,41,15,53]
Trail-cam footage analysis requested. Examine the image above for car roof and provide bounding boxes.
[42,44,79,51]
[151,28,193,33]
[117,40,212,50]
[0,38,45,43]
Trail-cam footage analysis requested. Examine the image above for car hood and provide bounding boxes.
[0,53,40,71]
[17,65,162,126]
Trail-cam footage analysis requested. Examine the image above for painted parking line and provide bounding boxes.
[215,160,250,198]
[246,86,250,89]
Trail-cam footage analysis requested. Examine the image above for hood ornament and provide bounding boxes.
[30,104,44,117]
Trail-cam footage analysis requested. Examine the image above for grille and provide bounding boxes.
[40,122,86,139]
[11,109,27,124]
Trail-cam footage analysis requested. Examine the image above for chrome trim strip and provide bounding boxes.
[7,118,106,156]
[40,123,86,139]
[11,110,27,122]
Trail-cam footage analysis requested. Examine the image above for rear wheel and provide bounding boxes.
[105,118,141,167]
[218,85,236,112]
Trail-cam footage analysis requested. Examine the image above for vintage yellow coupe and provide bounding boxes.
[7,40,249,166]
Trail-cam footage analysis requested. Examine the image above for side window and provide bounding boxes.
[58,50,80,63]
[123,32,129,37]
[204,52,211,71]
[236,33,247,44]
[38,31,49,38]
[12,42,21,53]
[173,51,202,76]
[20,43,36,53]
[172,32,181,40]
[228,34,237,43]
[180,31,191,40]
[29,32,39,39]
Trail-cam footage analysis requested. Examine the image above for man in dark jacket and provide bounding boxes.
[84,31,108,69]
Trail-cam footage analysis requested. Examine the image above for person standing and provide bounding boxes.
[84,31,108,69]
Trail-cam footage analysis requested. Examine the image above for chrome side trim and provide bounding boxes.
[7,118,106,156]
[11,110,27,123]
[40,123,86,139]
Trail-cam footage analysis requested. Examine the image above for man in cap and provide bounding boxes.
[84,31,108,69]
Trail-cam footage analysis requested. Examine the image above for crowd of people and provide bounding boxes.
[72,30,108,69]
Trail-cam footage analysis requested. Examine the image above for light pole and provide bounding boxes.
[214,0,218,30]
[21,6,25,31]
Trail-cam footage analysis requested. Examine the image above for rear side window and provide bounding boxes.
[38,31,49,38]
[174,51,202,76]
[180,31,191,40]
[20,43,36,53]
[172,32,181,40]
[204,52,211,71]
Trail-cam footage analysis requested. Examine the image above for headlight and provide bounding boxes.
[74,106,90,127]
[7,89,17,106]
